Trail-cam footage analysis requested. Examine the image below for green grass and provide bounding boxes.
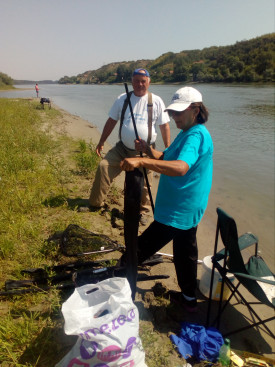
[139,322,178,367]
[0,99,101,366]
[74,139,100,175]
[0,99,67,266]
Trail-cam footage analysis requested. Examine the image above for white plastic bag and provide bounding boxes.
[56,277,147,367]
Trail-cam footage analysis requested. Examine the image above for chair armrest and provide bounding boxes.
[232,272,275,285]
[238,232,258,251]
[215,232,258,260]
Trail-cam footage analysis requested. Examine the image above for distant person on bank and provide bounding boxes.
[35,83,39,97]
[88,68,171,225]
[120,87,213,312]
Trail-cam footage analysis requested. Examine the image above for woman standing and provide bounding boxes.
[120,87,213,312]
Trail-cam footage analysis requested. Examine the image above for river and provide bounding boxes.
[1,83,274,268]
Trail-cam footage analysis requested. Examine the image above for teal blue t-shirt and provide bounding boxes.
[154,124,213,230]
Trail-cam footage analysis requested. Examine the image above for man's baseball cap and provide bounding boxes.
[132,68,150,77]
[165,87,202,112]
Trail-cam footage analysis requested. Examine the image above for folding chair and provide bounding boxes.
[206,207,275,339]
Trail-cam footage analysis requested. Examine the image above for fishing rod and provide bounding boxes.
[0,261,169,296]
[124,83,155,213]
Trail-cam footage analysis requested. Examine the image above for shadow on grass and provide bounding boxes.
[42,196,89,210]
[66,197,90,210]
[18,324,77,366]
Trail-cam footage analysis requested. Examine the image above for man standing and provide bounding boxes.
[88,68,170,225]
[35,83,39,98]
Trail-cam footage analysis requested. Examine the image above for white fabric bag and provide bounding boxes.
[56,277,147,367]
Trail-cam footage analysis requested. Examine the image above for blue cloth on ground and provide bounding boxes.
[169,322,224,362]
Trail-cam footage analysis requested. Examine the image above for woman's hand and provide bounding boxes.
[120,157,143,171]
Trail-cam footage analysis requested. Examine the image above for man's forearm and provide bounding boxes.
[99,117,117,144]
[140,158,188,176]
[159,123,171,148]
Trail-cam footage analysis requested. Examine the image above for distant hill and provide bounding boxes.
[59,33,275,84]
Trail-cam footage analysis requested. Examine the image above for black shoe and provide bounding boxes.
[168,290,198,313]
[141,254,163,266]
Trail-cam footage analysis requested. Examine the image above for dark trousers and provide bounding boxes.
[138,220,198,298]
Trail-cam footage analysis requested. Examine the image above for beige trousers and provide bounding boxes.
[89,141,153,215]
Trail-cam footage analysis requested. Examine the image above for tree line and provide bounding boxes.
[59,33,275,84]
[0,72,13,87]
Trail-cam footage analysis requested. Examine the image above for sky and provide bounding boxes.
[0,0,274,81]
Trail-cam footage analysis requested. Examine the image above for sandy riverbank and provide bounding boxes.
[52,103,275,361]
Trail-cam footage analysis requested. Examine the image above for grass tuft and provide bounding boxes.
[73,139,100,175]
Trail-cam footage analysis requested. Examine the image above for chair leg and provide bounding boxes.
[206,219,220,328]
[217,263,227,329]
[206,263,216,327]
[224,316,275,338]
[211,281,245,328]
[219,279,275,339]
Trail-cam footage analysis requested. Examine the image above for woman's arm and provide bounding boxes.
[120,157,189,177]
[135,139,164,160]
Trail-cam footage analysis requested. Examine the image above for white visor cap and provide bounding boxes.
[165,87,202,112]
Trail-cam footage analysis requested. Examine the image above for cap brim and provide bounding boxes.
[164,102,191,112]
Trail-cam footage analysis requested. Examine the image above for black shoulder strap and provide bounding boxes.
[119,91,153,144]
[119,91,133,141]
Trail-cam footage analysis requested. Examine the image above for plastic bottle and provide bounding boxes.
[219,338,231,366]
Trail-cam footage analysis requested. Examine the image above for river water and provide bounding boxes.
[1,84,274,268]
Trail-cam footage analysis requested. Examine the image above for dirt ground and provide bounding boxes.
[54,104,275,364]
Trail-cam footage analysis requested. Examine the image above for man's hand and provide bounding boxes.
[96,142,104,157]
[95,118,117,157]
[135,138,149,153]
[120,157,143,171]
